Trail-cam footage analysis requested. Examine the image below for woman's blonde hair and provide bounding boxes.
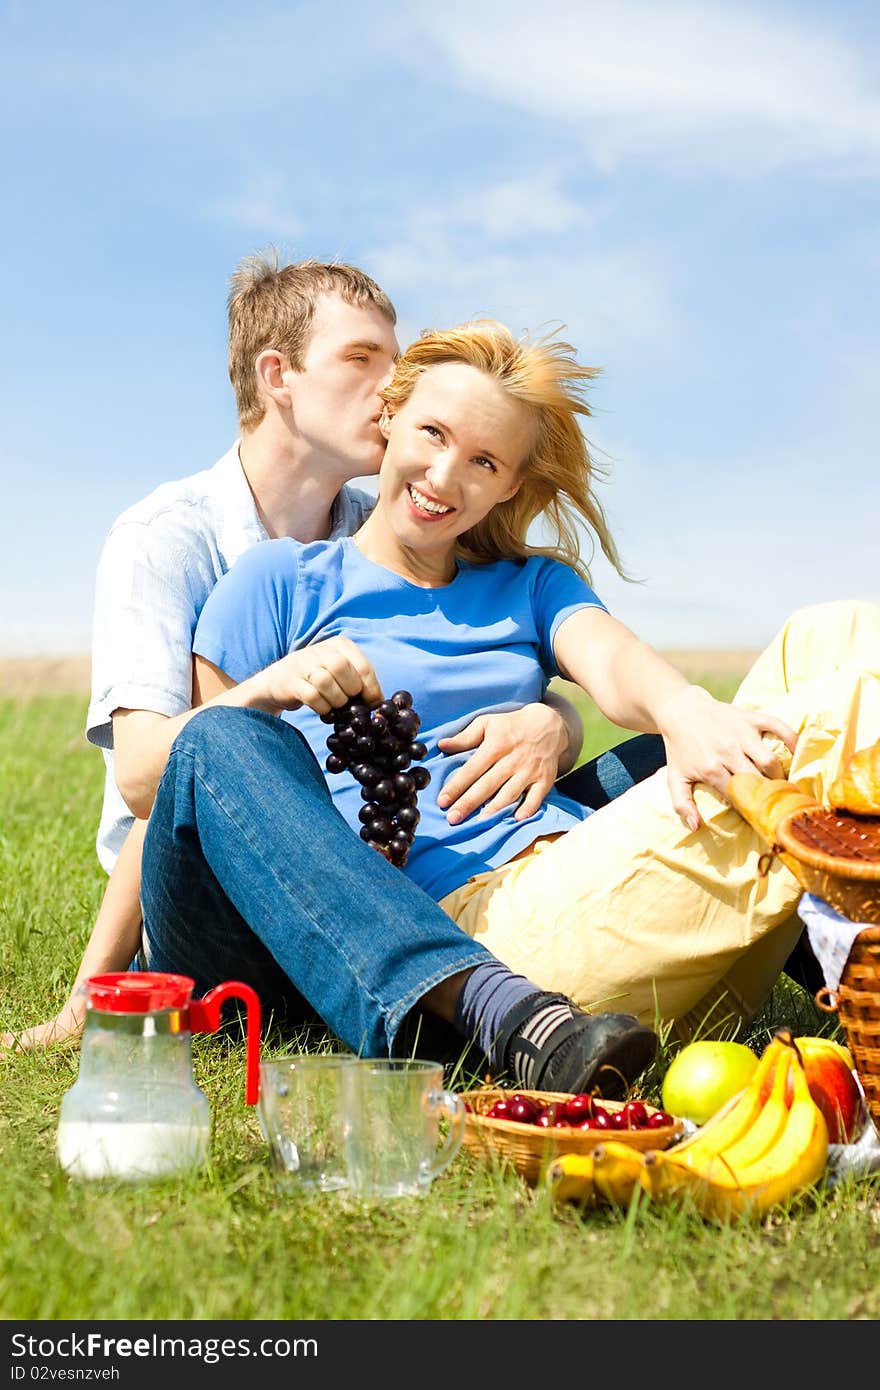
[380,320,628,582]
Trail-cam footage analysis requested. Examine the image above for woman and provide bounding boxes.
[186,319,861,1052]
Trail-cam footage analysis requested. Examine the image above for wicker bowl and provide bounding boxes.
[816,925,880,1136]
[461,1087,684,1186]
[775,806,880,923]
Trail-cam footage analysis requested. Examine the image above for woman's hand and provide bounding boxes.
[436,702,571,824]
[1,998,86,1053]
[656,685,798,831]
[250,636,384,718]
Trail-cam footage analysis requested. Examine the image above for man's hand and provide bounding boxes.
[436,702,571,824]
[657,685,798,831]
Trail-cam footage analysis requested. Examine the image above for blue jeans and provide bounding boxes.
[140,707,495,1058]
[140,710,667,1060]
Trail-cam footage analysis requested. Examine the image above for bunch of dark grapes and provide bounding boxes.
[321,690,429,867]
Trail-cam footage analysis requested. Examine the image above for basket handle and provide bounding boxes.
[815,985,838,1014]
[756,849,778,878]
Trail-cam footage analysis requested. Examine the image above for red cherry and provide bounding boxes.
[646,1109,674,1129]
[539,1102,567,1125]
[487,1100,512,1119]
[621,1101,649,1129]
[588,1111,612,1131]
[610,1109,630,1129]
[564,1093,594,1123]
[506,1096,541,1124]
[534,1113,554,1129]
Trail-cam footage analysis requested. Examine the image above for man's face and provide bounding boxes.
[285,293,400,479]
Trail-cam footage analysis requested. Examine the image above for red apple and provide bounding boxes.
[750,1039,861,1145]
[757,1037,863,1142]
[794,1037,864,1144]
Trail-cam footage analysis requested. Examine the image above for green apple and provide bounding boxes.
[661,1040,759,1126]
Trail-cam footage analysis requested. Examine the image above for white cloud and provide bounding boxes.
[213,172,303,238]
[364,171,677,357]
[405,0,880,176]
[367,216,680,365]
[407,171,596,240]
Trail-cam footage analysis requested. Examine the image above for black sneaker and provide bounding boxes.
[493,991,658,1099]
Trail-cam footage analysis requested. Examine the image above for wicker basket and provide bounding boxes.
[461,1087,684,1186]
[816,926,880,1136]
[763,806,880,1133]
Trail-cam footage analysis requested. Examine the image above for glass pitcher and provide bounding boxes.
[57,971,261,1181]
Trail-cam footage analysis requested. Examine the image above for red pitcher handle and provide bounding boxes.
[188,981,262,1105]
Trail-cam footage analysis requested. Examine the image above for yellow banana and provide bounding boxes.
[642,1052,829,1223]
[545,1153,596,1206]
[591,1142,649,1209]
[663,1035,785,1170]
[709,1058,828,1221]
[699,1044,793,1176]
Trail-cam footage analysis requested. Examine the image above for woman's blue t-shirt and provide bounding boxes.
[193,536,607,901]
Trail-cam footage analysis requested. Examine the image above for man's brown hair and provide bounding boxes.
[228,249,397,431]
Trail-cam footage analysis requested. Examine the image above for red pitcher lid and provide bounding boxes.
[86,972,196,1013]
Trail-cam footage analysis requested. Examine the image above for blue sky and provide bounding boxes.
[2,0,878,655]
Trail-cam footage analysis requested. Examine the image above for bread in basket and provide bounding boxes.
[827,741,880,819]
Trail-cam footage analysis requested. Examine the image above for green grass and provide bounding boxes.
[1,690,878,1322]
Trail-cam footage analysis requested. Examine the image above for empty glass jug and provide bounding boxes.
[57,971,261,1181]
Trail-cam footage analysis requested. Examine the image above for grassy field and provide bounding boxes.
[1,681,878,1323]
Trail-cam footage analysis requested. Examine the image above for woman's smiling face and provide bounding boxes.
[377,362,534,555]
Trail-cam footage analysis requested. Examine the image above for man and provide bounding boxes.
[5,251,664,1082]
